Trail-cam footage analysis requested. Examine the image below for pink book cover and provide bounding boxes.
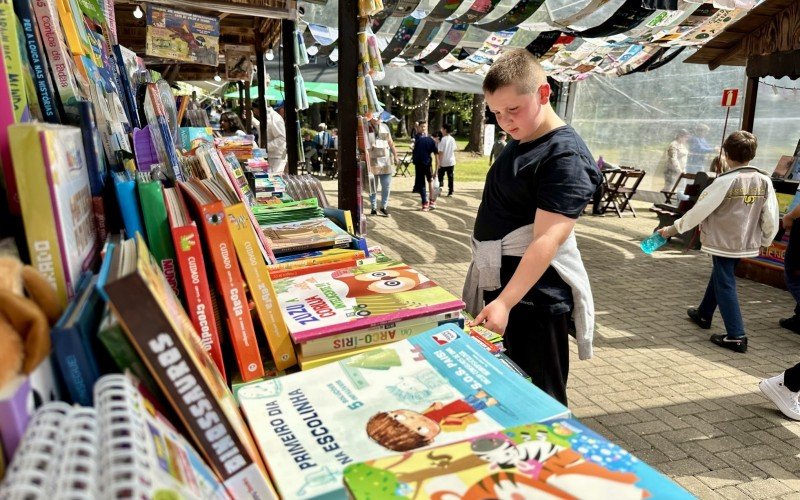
[0,43,20,214]
[272,257,465,343]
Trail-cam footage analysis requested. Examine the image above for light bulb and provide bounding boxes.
[133,5,143,18]
[307,44,319,56]
[329,48,338,62]
[265,49,275,61]
[214,73,222,82]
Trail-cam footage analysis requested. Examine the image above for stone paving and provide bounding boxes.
[323,175,800,499]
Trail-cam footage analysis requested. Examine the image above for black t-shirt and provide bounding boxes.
[474,125,601,313]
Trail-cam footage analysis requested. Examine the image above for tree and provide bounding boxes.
[464,93,486,153]
[430,90,446,132]
[412,88,430,127]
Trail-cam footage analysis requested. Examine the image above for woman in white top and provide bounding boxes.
[663,129,690,192]
[368,117,398,217]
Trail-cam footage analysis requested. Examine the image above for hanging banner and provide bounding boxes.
[552,0,615,29]
[381,16,421,62]
[678,8,743,44]
[401,22,442,58]
[641,0,678,9]
[455,29,516,74]
[145,5,219,66]
[418,23,468,65]
[650,4,718,43]
[424,0,466,21]
[476,0,546,33]
[371,0,399,31]
[308,24,338,46]
[224,44,253,81]
[526,30,565,57]
[574,0,655,38]
[450,0,504,24]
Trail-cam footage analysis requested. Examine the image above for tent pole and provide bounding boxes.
[338,0,359,230]
[282,19,299,174]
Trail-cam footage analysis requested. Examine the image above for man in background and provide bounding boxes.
[437,124,457,197]
[489,131,507,166]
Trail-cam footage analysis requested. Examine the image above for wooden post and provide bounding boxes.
[244,81,252,137]
[282,19,299,174]
[255,32,268,149]
[741,75,758,133]
[238,82,244,118]
[338,0,359,228]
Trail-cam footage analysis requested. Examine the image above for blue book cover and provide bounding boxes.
[51,274,104,406]
[236,324,570,499]
[71,101,107,196]
[112,170,145,240]
[344,418,693,499]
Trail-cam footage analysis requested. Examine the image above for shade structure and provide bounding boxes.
[275,81,383,105]
[223,80,325,104]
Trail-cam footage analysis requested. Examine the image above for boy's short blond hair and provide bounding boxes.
[483,49,547,95]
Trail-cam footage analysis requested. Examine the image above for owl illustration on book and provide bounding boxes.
[331,265,438,316]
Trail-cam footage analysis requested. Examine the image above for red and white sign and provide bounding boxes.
[721,88,739,107]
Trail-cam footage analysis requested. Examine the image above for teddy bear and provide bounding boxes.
[0,256,62,390]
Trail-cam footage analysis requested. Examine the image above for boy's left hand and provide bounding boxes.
[470,300,510,336]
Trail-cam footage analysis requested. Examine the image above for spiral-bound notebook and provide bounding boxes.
[0,374,228,499]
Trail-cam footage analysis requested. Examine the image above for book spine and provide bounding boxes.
[8,125,69,305]
[53,0,86,56]
[51,324,99,406]
[31,0,80,105]
[0,39,20,216]
[225,203,297,371]
[104,274,275,497]
[291,300,467,343]
[138,180,180,297]
[13,0,60,122]
[97,319,160,396]
[111,45,139,128]
[268,257,363,280]
[193,200,264,381]
[0,377,31,462]
[113,174,145,239]
[170,223,226,380]
[299,317,462,358]
[0,0,30,123]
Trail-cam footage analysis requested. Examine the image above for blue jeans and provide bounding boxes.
[369,173,392,210]
[784,226,800,316]
[698,256,745,338]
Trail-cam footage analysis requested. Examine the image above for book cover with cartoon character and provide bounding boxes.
[344,418,693,499]
[272,257,465,343]
[235,324,569,499]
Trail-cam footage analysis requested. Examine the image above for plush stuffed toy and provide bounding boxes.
[0,257,62,390]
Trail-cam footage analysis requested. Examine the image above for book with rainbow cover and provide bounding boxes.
[272,256,465,343]
[236,324,569,499]
[343,418,693,499]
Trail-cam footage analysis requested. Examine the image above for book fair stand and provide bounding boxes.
[0,0,781,497]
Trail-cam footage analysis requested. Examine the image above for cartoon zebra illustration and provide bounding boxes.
[470,434,565,472]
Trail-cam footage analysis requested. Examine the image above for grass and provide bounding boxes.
[393,137,492,182]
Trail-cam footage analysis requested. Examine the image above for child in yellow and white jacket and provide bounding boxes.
[659,131,778,353]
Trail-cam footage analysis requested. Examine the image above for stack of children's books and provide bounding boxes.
[271,254,467,369]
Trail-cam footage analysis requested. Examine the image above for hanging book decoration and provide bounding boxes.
[356,76,369,116]
[225,44,254,82]
[294,73,309,110]
[294,29,309,66]
[358,31,370,75]
[358,0,384,17]
[364,74,382,117]
[145,5,219,66]
[367,33,385,79]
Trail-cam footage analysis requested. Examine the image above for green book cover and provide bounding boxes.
[136,175,180,299]
[96,309,159,396]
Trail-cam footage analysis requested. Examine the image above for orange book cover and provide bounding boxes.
[179,180,264,381]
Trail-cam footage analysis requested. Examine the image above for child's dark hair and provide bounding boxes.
[442,123,452,134]
[366,412,431,452]
[219,111,244,132]
[723,131,757,164]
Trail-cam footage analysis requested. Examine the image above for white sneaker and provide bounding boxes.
[759,373,800,421]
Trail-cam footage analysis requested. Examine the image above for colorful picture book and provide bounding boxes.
[236,324,569,499]
[262,216,352,255]
[272,256,465,343]
[344,418,693,499]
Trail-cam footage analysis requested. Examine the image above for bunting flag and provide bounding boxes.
[417,23,468,66]
[450,0,504,24]
[391,0,421,17]
[381,16,421,61]
[476,0,546,33]
[401,22,442,58]
[525,30,563,57]
[370,0,399,31]
[574,0,655,38]
[679,8,744,44]
[551,0,615,29]
[424,0,466,21]
[649,4,719,44]
[641,0,679,8]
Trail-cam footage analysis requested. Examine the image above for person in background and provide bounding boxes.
[411,121,421,143]
[314,123,332,174]
[760,363,800,421]
[332,128,339,150]
[777,191,800,334]
[664,129,691,191]
[658,131,778,354]
[219,111,246,136]
[687,124,716,174]
[253,99,288,174]
[489,131,507,166]
[411,121,439,212]
[437,124,457,197]
[464,49,601,406]
[367,116,399,217]
[302,132,319,171]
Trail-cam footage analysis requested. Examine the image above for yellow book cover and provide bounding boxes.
[0,0,29,122]
[54,0,88,57]
[296,343,381,371]
[267,248,366,272]
[225,202,298,371]
[9,124,96,306]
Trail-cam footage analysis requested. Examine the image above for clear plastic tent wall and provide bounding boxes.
[571,51,800,193]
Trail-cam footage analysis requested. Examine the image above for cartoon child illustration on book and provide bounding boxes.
[366,390,497,452]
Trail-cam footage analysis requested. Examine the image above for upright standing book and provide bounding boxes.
[104,234,277,498]
[8,123,97,306]
[236,324,569,499]
[344,418,693,499]
[137,172,180,297]
[180,179,264,381]
[163,186,225,380]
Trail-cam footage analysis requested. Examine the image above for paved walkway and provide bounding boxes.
[322,175,800,499]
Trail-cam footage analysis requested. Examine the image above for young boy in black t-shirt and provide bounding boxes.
[465,49,601,406]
